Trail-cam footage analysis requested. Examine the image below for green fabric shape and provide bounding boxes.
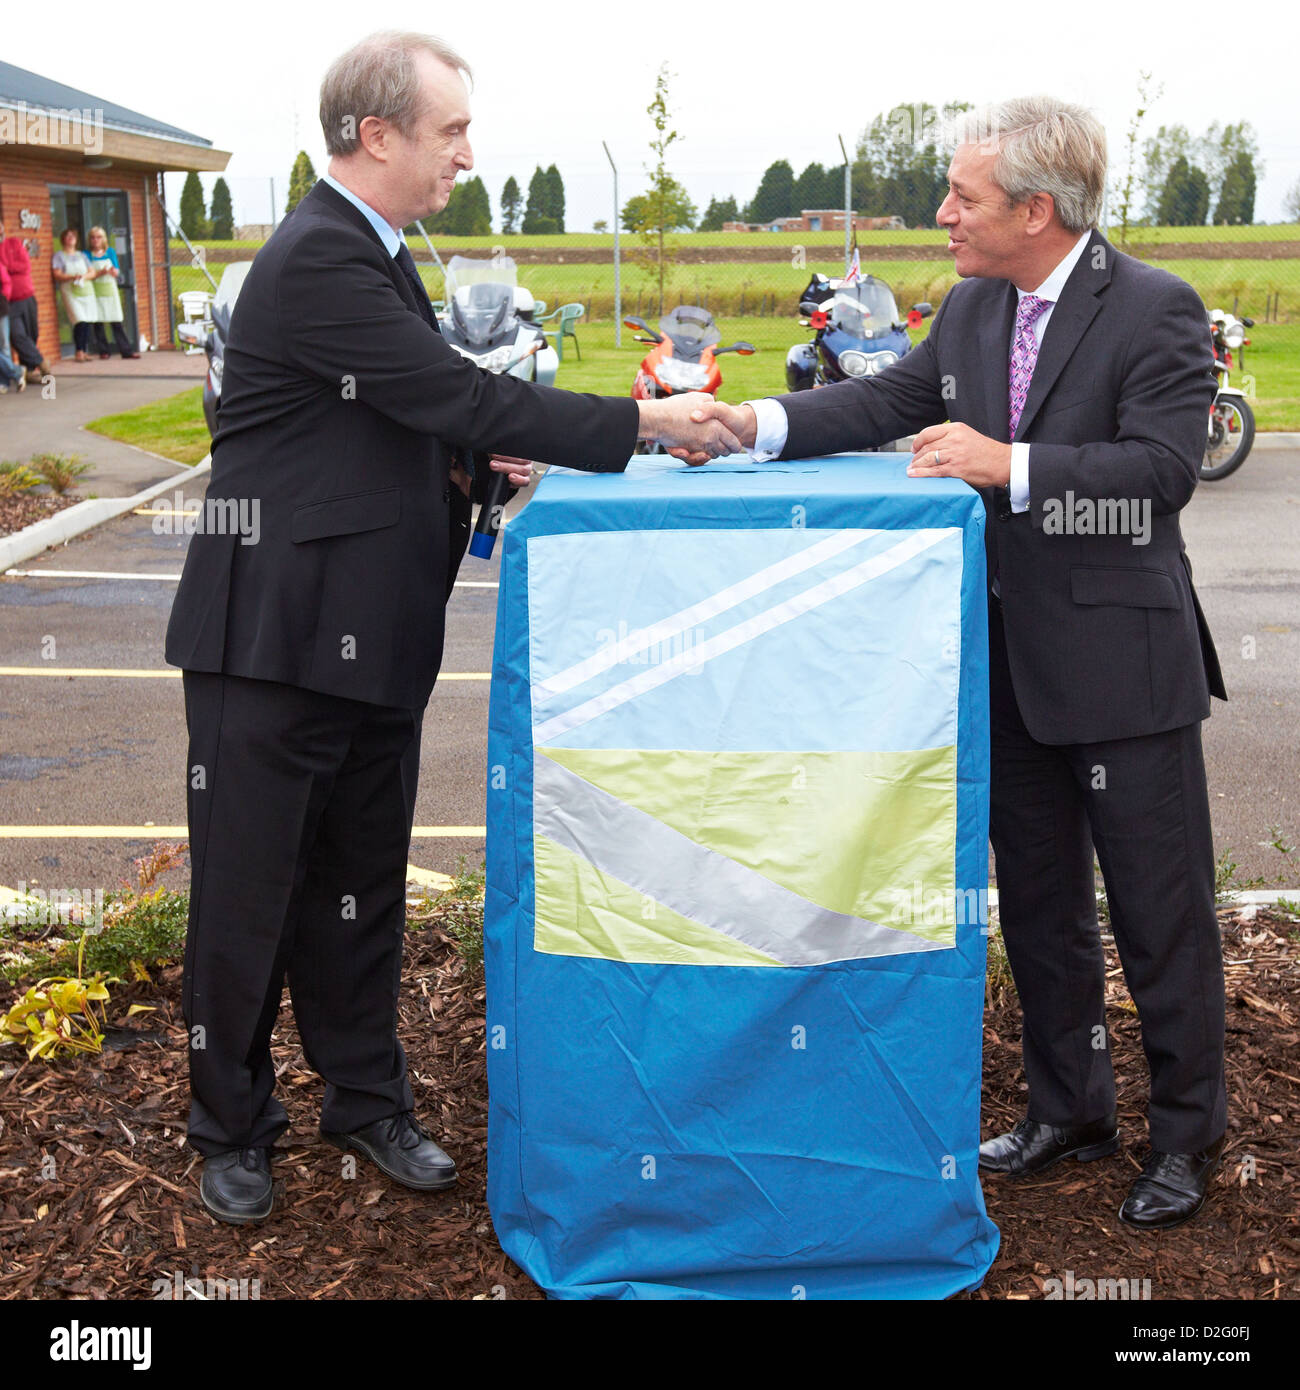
[537,745,957,943]
[533,833,783,967]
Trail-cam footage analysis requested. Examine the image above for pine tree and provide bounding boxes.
[1213,151,1256,225]
[698,195,739,231]
[209,178,234,240]
[179,172,207,239]
[544,164,566,233]
[522,167,549,233]
[746,160,795,223]
[285,151,318,217]
[501,176,522,234]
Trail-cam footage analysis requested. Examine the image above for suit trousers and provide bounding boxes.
[987,598,1226,1152]
[181,671,423,1154]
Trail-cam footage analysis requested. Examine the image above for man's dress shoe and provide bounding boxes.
[199,1146,273,1224]
[979,1114,1119,1176]
[1119,1137,1224,1230]
[322,1110,458,1191]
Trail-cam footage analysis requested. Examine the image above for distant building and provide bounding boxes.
[721,211,906,233]
[234,223,273,243]
[0,60,230,360]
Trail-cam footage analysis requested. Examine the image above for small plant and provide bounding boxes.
[1,935,152,1061]
[0,461,41,496]
[28,452,91,495]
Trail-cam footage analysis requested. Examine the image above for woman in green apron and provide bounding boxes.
[52,228,97,361]
[86,225,139,359]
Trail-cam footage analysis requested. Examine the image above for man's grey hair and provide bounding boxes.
[952,96,1107,234]
[320,31,472,157]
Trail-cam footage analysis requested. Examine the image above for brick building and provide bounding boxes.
[722,211,906,233]
[0,60,229,363]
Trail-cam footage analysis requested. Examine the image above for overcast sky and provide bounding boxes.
[7,0,1298,230]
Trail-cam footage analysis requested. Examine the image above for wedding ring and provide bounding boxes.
[933,450,942,465]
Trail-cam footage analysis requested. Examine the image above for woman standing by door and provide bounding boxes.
[86,225,139,359]
[51,227,96,361]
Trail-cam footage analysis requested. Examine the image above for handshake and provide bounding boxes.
[637,394,758,466]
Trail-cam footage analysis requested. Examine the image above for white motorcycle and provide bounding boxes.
[439,255,558,385]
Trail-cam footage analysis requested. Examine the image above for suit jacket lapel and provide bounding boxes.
[304,180,419,315]
[1013,230,1111,442]
[978,281,1017,441]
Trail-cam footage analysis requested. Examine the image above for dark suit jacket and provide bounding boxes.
[165,180,638,708]
[778,231,1226,744]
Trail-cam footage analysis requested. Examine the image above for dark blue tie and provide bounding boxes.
[394,242,439,334]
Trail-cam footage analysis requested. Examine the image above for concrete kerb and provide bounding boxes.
[0,455,212,572]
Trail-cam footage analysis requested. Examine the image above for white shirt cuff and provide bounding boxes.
[745,398,789,462]
[1009,443,1030,513]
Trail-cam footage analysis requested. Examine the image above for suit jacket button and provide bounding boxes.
[442,486,451,503]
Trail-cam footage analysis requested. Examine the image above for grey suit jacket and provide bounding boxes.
[777,231,1225,744]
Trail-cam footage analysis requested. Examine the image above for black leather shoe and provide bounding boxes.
[321,1110,458,1191]
[979,1113,1119,1177]
[1119,1137,1224,1230]
[199,1146,273,1224]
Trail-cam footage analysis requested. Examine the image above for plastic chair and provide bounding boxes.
[538,302,584,361]
[177,291,213,354]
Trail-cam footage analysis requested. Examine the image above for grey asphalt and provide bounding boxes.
[1,445,1297,899]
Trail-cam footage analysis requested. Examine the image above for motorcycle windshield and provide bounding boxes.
[659,305,720,359]
[212,261,252,335]
[446,255,518,348]
[828,282,898,337]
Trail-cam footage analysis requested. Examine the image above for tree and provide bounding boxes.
[626,64,696,313]
[746,159,794,223]
[500,176,522,234]
[855,101,968,228]
[1213,151,1256,225]
[179,172,207,239]
[792,162,828,213]
[522,166,549,234]
[1140,121,1190,223]
[209,177,234,240]
[698,194,739,231]
[428,176,491,235]
[285,150,317,217]
[1155,156,1209,226]
[1284,177,1300,224]
[544,164,566,233]
[592,218,608,234]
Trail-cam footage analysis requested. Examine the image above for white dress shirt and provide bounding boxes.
[747,229,1094,514]
[320,172,403,258]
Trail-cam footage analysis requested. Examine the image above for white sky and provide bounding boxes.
[7,0,1298,229]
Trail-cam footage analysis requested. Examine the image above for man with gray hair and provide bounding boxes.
[696,96,1227,1230]
[165,30,739,1224]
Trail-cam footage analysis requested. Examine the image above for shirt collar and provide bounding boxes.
[1019,229,1093,304]
[320,173,402,258]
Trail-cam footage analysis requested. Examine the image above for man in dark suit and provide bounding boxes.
[164,30,739,1224]
[692,98,1227,1230]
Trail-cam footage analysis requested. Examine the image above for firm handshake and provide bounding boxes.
[637,394,758,465]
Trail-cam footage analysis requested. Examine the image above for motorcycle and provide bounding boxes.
[625,306,755,453]
[439,254,558,385]
[785,272,931,392]
[1202,308,1256,481]
[177,260,253,436]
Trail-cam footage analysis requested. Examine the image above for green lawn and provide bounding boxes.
[85,385,211,466]
[81,317,1300,465]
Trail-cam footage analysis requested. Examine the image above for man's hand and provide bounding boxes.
[907,423,1012,488]
[661,399,757,466]
[489,455,535,487]
[638,392,743,463]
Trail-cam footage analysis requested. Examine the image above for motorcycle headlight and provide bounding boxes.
[1223,324,1245,349]
[864,350,899,375]
[657,358,711,391]
[839,350,870,377]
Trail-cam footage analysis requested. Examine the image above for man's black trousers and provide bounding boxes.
[181,670,423,1154]
[987,598,1226,1152]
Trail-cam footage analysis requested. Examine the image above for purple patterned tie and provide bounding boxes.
[1007,293,1050,439]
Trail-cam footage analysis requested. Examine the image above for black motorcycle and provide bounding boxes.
[177,261,252,437]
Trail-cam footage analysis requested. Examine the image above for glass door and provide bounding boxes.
[79,192,137,344]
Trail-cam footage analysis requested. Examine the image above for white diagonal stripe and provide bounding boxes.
[534,529,880,697]
[532,528,955,744]
[533,753,948,966]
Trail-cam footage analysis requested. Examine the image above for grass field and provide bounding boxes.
[85,316,1299,462]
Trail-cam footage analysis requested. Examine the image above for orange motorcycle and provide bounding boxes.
[625,306,754,453]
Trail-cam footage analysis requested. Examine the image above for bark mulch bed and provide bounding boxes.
[0,492,79,540]
[1,906,1296,1301]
